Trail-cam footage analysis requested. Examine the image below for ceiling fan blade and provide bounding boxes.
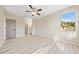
[29,5,33,9]
[26,11,32,12]
[37,13,40,15]
[37,9,42,11]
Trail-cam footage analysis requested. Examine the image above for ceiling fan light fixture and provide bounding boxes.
[32,12,37,16]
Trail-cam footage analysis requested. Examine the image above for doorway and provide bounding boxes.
[25,23,28,35]
[6,19,16,39]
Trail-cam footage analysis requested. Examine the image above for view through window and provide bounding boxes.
[60,12,75,31]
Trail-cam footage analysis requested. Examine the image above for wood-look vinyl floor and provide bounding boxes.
[0,35,79,54]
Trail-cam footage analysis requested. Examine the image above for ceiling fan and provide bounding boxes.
[26,5,42,16]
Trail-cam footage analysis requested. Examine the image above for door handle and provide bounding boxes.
[14,29,16,31]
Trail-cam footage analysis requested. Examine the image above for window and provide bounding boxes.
[60,12,75,31]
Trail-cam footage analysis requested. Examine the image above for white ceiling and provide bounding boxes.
[4,5,71,20]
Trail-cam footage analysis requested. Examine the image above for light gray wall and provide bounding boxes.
[33,6,79,43]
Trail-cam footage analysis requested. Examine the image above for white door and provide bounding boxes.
[6,19,16,39]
